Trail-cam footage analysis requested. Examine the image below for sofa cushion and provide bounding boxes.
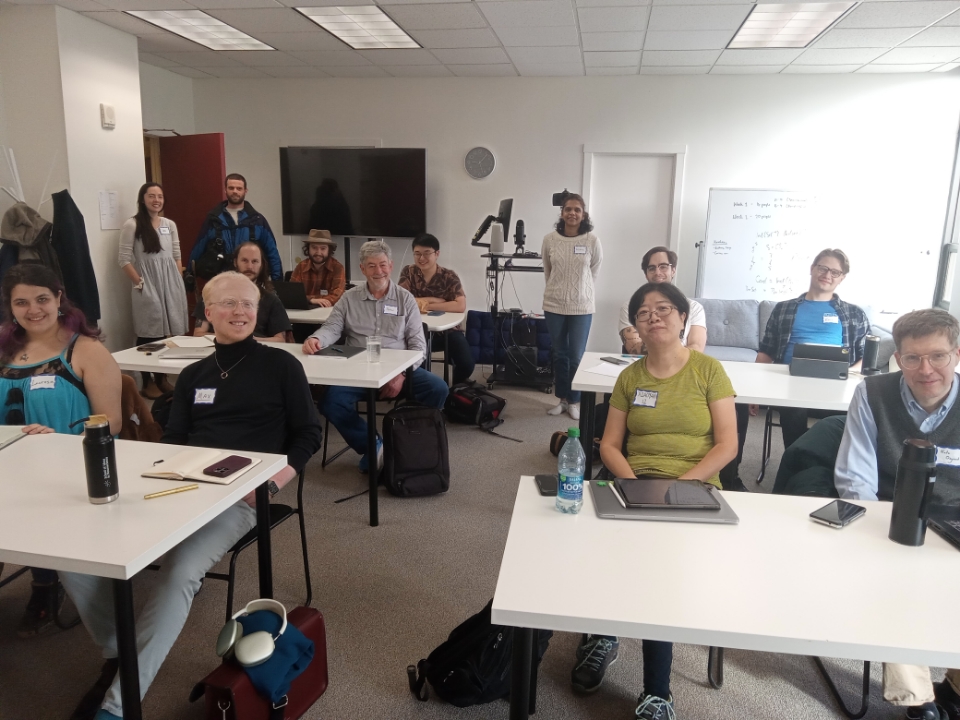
[695,299,760,352]
[703,345,759,363]
[759,300,777,341]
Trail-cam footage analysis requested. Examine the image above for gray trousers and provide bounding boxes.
[61,501,256,716]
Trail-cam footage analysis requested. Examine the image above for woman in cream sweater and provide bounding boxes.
[541,193,603,420]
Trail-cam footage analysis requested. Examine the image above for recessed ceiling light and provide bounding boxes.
[296,6,420,50]
[728,2,855,49]
[127,10,274,51]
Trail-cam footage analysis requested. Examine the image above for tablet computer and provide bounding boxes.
[613,478,720,510]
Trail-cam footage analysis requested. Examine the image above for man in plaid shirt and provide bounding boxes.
[720,248,869,490]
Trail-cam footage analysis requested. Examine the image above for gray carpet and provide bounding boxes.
[0,374,940,719]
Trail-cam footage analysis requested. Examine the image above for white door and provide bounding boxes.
[585,153,677,352]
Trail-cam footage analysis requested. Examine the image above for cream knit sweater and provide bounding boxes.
[541,230,603,315]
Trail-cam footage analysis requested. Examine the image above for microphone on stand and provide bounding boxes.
[514,219,526,253]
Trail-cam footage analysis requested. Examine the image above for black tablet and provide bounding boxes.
[613,478,720,510]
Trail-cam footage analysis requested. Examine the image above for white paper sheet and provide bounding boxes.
[583,361,634,378]
[98,190,121,230]
[166,336,215,348]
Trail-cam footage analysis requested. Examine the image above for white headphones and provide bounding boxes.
[216,598,288,667]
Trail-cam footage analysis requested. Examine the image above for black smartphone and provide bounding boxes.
[137,342,166,352]
[534,474,558,496]
[600,356,630,366]
[427,311,445,316]
[203,455,253,479]
[809,500,866,529]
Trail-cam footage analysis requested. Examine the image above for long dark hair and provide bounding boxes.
[554,193,594,235]
[135,183,163,254]
[0,263,102,363]
[235,241,273,293]
[628,283,690,340]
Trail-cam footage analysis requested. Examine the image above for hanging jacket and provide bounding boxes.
[0,202,63,285]
[189,201,283,281]
[51,190,101,324]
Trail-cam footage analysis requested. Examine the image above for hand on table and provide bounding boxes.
[380,374,405,400]
[309,298,332,307]
[416,298,431,313]
[302,337,321,355]
[22,424,55,435]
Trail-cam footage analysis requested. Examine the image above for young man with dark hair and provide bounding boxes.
[398,233,475,384]
[290,229,345,308]
[190,174,283,281]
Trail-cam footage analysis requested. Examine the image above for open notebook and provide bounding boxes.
[0,426,26,452]
[142,448,260,485]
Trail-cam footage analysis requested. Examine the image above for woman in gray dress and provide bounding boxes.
[118,183,188,398]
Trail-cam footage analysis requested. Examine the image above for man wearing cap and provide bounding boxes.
[290,229,345,308]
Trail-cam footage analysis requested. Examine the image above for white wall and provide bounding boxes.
[139,62,195,136]
[185,74,960,351]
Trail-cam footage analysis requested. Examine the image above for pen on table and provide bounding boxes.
[330,347,343,354]
[144,484,199,500]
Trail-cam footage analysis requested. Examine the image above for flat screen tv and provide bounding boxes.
[279,147,426,238]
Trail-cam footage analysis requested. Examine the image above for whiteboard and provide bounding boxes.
[696,188,819,301]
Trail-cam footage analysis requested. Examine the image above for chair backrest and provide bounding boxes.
[694,299,761,352]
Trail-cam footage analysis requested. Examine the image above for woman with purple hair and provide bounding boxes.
[0,263,121,638]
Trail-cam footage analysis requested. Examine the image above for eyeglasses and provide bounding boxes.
[815,264,845,279]
[645,263,674,274]
[5,387,24,425]
[211,299,257,312]
[898,351,955,370]
[636,305,677,323]
[413,251,436,260]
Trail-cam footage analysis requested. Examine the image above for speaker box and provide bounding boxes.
[504,346,539,380]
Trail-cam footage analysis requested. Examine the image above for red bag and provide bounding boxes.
[190,607,328,720]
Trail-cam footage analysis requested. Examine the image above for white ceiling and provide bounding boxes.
[6,0,960,76]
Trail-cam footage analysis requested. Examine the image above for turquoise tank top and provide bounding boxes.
[0,335,92,435]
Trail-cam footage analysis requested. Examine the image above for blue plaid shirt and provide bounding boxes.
[759,293,870,365]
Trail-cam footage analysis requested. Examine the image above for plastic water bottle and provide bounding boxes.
[556,427,585,514]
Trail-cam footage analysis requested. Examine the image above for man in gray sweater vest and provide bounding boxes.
[835,308,960,720]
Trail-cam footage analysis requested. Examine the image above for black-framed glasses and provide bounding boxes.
[5,387,24,425]
[645,263,674,274]
[636,305,677,323]
[413,251,436,260]
[898,351,955,370]
[815,264,845,279]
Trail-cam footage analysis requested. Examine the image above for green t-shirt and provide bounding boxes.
[609,350,735,487]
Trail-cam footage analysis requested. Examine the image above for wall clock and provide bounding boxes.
[464,146,496,180]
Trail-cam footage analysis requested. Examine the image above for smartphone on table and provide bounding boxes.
[809,500,866,529]
[600,356,630,366]
[534,474,558,496]
[203,455,253,479]
[137,342,166,352]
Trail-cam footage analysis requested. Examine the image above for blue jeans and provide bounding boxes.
[319,368,449,453]
[544,312,592,403]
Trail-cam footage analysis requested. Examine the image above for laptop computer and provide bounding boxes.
[589,480,739,525]
[274,281,315,311]
[928,506,960,552]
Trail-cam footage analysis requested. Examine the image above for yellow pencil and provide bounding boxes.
[144,484,199,500]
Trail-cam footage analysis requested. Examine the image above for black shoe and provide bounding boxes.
[935,682,960,720]
[905,702,948,720]
[722,476,748,492]
[17,581,64,637]
[69,658,119,720]
[571,635,619,693]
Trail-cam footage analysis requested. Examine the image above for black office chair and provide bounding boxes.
[204,469,311,622]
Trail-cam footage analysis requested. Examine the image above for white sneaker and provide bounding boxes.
[568,402,581,420]
[547,401,568,416]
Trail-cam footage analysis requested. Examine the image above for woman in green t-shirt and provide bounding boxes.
[571,282,738,719]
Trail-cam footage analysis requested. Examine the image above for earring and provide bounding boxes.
[58,310,63,317]
[12,318,18,325]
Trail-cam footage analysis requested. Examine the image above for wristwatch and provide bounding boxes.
[267,480,280,497]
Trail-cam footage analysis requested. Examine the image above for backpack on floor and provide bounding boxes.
[382,405,450,497]
[407,600,552,708]
[444,383,506,431]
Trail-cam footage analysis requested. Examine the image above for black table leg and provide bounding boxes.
[367,388,379,527]
[443,331,450,386]
[708,647,725,689]
[255,482,273,598]
[423,330,433,372]
[813,657,870,719]
[113,579,142,720]
[510,627,534,720]
[579,390,597,479]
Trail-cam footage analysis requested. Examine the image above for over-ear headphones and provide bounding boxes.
[215,598,288,667]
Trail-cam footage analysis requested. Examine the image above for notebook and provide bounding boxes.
[316,345,364,359]
[160,346,215,360]
[589,481,739,525]
[0,426,26,452]
[142,448,260,485]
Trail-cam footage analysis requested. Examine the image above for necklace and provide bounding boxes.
[214,351,247,379]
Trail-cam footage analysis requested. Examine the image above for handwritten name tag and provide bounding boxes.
[574,245,587,255]
[320,289,328,296]
[937,447,960,467]
[158,226,170,235]
[633,388,658,408]
[30,375,56,391]
[383,304,399,316]
[823,314,839,324]
[194,388,216,405]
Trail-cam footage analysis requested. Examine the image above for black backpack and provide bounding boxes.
[407,600,552,707]
[194,226,231,280]
[382,405,449,497]
[444,383,506,431]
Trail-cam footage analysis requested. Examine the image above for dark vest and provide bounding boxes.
[865,371,960,504]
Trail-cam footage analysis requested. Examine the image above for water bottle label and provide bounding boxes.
[559,474,583,501]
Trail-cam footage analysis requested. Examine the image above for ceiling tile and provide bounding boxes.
[581,31,645,50]
[516,61,584,74]
[138,34,207,52]
[190,0,281,8]
[289,49,372,64]
[495,26,581,46]
[933,61,960,70]
[194,66,272,77]
[384,3,488,30]
[781,63,860,72]
[877,46,960,62]
[262,65,331,76]
[935,11,960,25]
[506,45,582,63]
[23,0,106,10]
[856,62,940,71]
[578,0,648,6]
[219,50,307,65]
[792,47,887,64]
[206,8,320,33]
[96,0,192,9]
[642,48,721,64]
[358,48,441,64]
[449,63,518,74]
[381,0,472,5]
[836,1,960,29]
[155,50,245,66]
[386,64,454,74]
[252,31,347,50]
[138,52,182,67]
[409,28,500,47]
[652,0,745,4]
[586,65,639,74]
[577,6,649,32]
[583,49,640,65]
[643,29,733,50]
[716,48,803,64]
[648,4,752,30]
[903,26,960,45]
[81,10,169,34]
[813,28,919,48]
[710,64,785,73]
[322,65,390,75]
[275,0,373,5]
[166,66,216,78]
[432,47,510,62]
[640,64,709,72]
[478,0,577,29]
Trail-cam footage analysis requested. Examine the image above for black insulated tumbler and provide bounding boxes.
[888,438,937,546]
[81,415,119,504]
[861,335,881,376]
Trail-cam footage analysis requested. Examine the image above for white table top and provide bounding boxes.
[0,434,286,580]
[492,478,960,668]
[113,341,422,390]
[286,306,332,324]
[284,307,464,332]
[571,351,862,411]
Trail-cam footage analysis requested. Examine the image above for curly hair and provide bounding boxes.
[554,193,594,235]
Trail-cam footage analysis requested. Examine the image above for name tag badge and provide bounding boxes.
[937,447,960,467]
[633,388,659,408]
[574,245,587,255]
[823,314,839,324]
[194,388,216,405]
[383,304,399,316]
[30,375,56,391]
[319,289,328,296]
[158,226,170,235]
